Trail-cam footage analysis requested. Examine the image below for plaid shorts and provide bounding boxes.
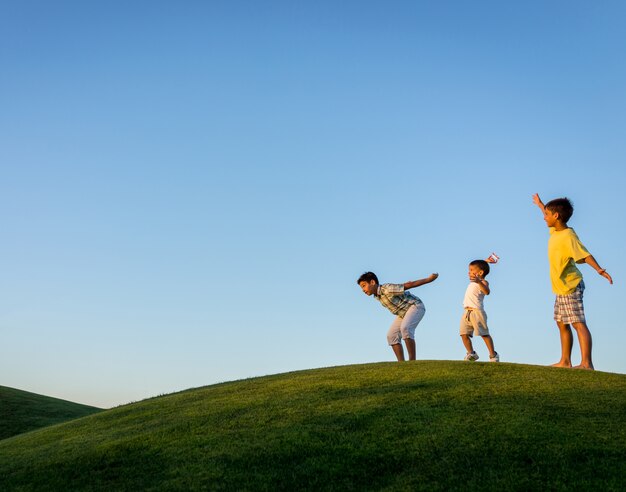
[554,280,586,324]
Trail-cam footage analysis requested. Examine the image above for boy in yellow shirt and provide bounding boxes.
[533,194,613,369]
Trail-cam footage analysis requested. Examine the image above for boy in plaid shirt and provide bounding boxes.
[358,271,439,361]
[533,194,613,369]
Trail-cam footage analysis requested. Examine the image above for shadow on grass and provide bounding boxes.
[2,442,170,491]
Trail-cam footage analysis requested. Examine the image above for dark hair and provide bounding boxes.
[469,260,490,276]
[545,197,574,223]
[357,272,379,285]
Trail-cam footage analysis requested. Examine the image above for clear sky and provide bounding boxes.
[1,1,625,408]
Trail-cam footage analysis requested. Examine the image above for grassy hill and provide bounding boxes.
[0,385,102,440]
[0,362,624,491]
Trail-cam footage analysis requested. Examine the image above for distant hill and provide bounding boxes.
[0,385,102,440]
[0,362,624,491]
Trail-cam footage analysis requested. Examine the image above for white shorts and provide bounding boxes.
[387,303,426,345]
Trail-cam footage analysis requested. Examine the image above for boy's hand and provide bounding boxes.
[470,274,483,283]
[532,193,544,209]
[598,269,613,284]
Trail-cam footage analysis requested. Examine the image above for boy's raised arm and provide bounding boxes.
[404,273,439,290]
[532,193,545,212]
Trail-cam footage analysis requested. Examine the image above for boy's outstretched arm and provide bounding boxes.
[532,193,545,212]
[404,273,439,290]
[579,254,613,284]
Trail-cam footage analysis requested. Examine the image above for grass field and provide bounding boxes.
[0,385,102,440]
[1,361,624,491]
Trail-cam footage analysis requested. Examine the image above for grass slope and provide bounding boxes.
[0,385,102,440]
[0,362,624,491]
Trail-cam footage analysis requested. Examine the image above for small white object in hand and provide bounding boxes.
[486,253,499,264]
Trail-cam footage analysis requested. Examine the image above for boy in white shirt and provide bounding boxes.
[460,259,499,362]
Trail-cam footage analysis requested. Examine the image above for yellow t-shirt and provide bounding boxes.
[548,227,590,295]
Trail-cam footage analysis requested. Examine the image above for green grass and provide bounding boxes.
[1,362,624,491]
[0,385,102,440]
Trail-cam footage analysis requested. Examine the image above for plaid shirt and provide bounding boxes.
[375,283,421,318]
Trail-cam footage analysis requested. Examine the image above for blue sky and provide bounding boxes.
[1,1,625,408]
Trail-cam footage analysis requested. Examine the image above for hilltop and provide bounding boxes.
[0,385,102,440]
[0,362,624,491]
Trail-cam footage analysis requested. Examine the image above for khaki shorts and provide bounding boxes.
[460,308,489,337]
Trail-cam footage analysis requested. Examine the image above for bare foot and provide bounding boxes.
[551,362,572,368]
[573,364,594,370]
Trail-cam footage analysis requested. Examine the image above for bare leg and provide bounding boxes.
[571,322,594,370]
[552,322,573,368]
[461,334,474,354]
[404,338,416,361]
[482,335,496,358]
[391,343,405,361]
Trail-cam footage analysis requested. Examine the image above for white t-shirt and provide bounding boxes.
[463,282,485,310]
